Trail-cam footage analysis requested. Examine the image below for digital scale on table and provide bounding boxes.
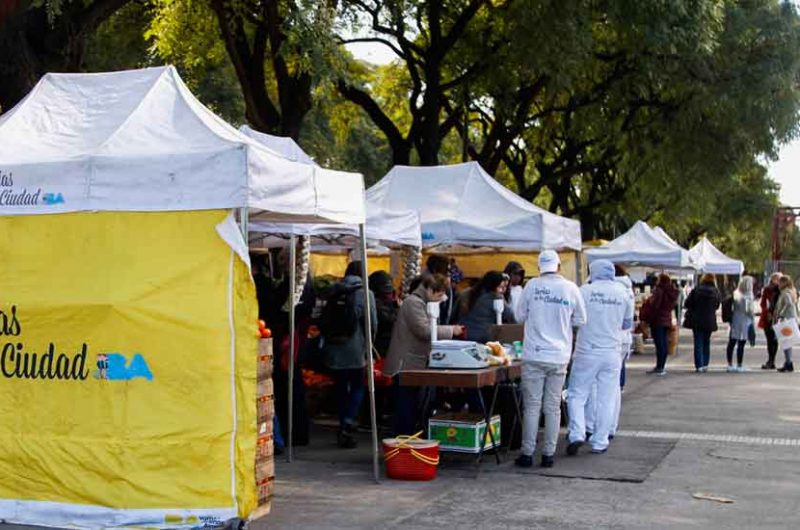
[428,340,492,369]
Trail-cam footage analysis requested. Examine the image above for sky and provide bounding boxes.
[768,144,800,207]
[346,42,799,206]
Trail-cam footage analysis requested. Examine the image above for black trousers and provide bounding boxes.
[765,325,779,365]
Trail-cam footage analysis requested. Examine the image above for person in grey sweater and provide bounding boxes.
[323,261,377,448]
[726,276,755,372]
[774,275,798,373]
[384,273,464,435]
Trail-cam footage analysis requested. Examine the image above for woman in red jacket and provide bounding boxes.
[646,274,679,375]
[759,273,782,369]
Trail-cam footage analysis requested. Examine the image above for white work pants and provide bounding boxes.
[567,351,620,451]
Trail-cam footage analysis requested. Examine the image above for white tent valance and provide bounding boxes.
[0,66,365,225]
[689,237,744,275]
[249,206,422,248]
[366,161,582,251]
[586,221,699,270]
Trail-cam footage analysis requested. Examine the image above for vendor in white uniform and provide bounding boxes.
[566,259,634,455]
[515,251,586,468]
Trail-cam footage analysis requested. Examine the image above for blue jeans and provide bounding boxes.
[652,326,669,371]
[333,368,365,429]
[693,331,712,369]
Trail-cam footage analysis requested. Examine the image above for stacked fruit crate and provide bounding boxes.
[253,338,275,518]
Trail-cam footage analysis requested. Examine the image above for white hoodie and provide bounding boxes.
[516,273,587,365]
[575,279,634,356]
[615,276,635,352]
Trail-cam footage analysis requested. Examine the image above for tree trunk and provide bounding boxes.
[0,0,132,114]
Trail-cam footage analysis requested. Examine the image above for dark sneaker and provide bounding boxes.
[646,368,665,375]
[515,454,534,468]
[778,362,795,373]
[540,454,555,468]
[762,362,775,370]
[566,440,583,456]
[591,447,608,454]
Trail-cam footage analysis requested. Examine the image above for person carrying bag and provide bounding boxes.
[772,275,800,373]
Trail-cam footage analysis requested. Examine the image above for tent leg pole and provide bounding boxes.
[287,235,297,463]
[239,207,249,241]
[360,224,380,484]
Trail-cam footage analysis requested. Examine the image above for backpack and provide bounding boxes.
[721,296,734,323]
[320,283,360,345]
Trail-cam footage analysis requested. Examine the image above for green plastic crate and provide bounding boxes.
[428,413,501,453]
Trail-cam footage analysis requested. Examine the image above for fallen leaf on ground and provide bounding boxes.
[692,492,735,504]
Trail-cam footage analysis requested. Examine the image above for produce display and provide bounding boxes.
[485,341,513,366]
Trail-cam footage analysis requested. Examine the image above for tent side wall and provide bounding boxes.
[0,210,257,527]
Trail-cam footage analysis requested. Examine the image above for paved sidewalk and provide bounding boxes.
[263,329,800,529]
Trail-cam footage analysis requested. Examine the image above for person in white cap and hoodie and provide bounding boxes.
[515,250,586,468]
[566,259,634,455]
[584,265,635,440]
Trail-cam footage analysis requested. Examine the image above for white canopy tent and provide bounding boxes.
[0,66,380,483]
[366,161,582,251]
[0,66,365,225]
[586,221,699,271]
[689,237,745,276]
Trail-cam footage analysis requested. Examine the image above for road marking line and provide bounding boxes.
[616,430,800,447]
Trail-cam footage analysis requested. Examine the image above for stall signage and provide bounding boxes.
[0,170,64,206]
[0,305,152,382]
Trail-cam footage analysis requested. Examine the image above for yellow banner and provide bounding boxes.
[0,210,257,526]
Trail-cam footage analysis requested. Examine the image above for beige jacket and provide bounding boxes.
[383,286,456,376]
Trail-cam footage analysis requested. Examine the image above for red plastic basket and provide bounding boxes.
[382,437,440,481]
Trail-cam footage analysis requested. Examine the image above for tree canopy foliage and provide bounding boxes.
[2,0,799,271]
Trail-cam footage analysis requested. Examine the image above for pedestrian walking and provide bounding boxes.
[774,275,798,373]
[566,260,633,456]
[322,261,377,448]
[684,274,721,372]
[646,274,679,375]
[759,273,782,369]
[726,275,755,372]
[514,251,586,468]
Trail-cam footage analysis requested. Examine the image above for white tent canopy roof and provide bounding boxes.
[239,126,421,248]
[0,66,364,224]
[689,237,744,275]
[239,125,318,166]
[586,221,698,270]
[365,161,582,251]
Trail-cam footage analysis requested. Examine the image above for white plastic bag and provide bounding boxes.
[772,318,800,351]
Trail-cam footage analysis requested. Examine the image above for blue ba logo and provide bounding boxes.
[95,353,153,381]
[42,192,65,205]
[422,231,435,241]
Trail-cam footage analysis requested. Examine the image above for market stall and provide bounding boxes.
[242,127,422,478]
[689,237,745,276]
[366,161,583,280]
[585,221,699,271]
[0,66,368,527]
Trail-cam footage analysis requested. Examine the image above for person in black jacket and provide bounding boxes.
[684,274,721,372]
[368,270,399,357]
[426,255,456,324]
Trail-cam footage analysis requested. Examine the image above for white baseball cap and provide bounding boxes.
[539,250,561,274]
